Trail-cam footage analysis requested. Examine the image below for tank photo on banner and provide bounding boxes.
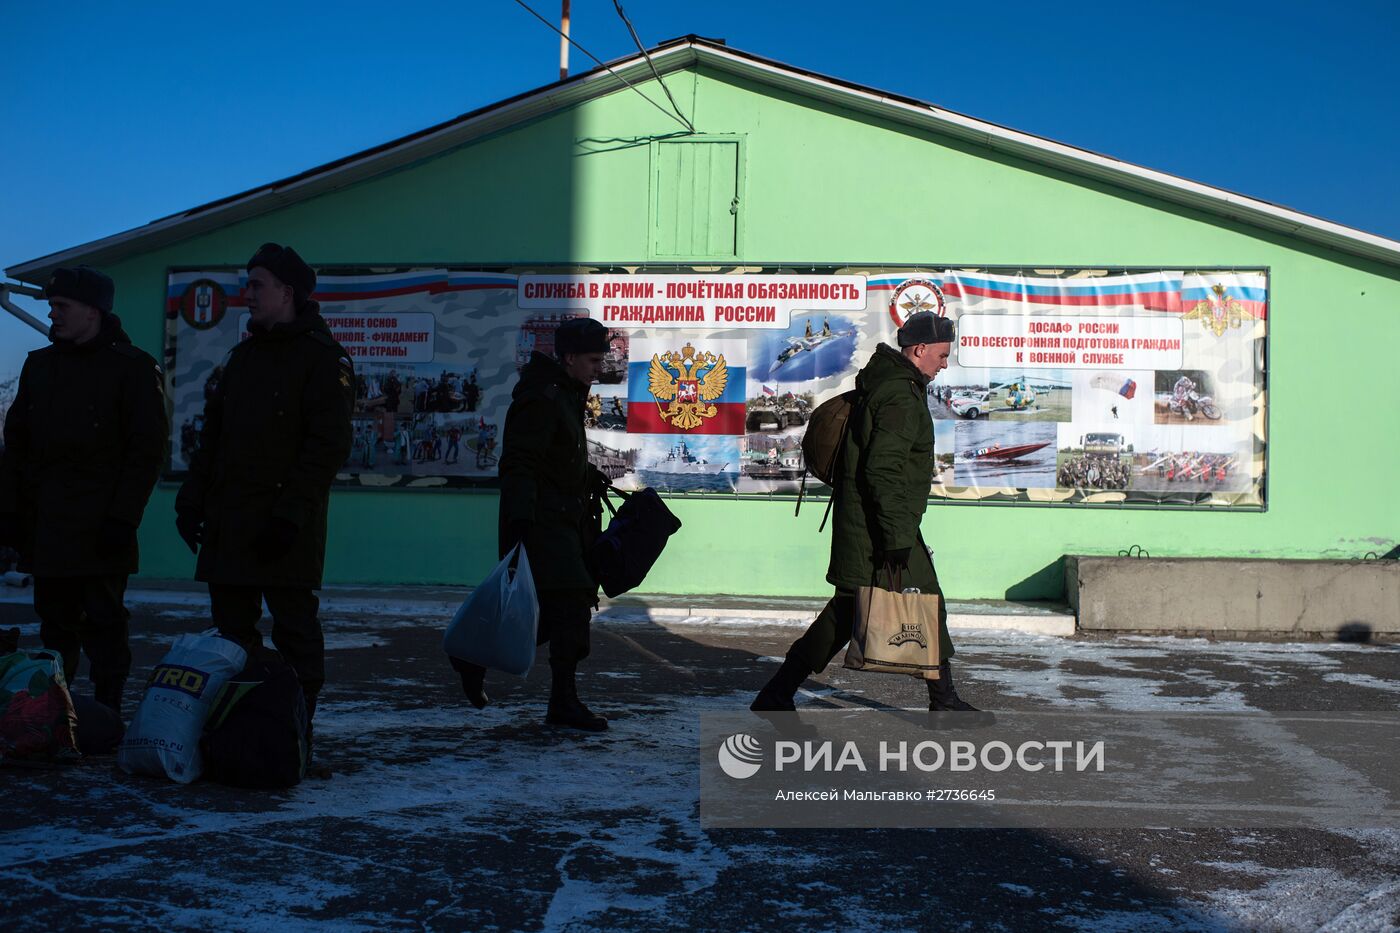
[164,265,1267,509]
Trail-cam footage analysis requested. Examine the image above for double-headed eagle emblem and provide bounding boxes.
[647,342,728,430]
[1184,283,1258,337]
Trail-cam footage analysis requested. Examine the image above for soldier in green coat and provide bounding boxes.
[752,312,984,713]
[0,266,167,714]
[451,317,612,731]
[176,243,353,747]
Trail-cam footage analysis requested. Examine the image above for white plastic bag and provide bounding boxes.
[443,544,539,676]
[118,632,246,784]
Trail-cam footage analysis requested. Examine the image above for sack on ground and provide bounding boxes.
[72,695,125,756]
[0,648,80,761]
[591,487,682,598]
[845,578,943,679]
[201,649,307,789]
[118,632,246,783]
[443,544,539,676]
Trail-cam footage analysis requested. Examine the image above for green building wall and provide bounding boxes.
[105,67,1400,599]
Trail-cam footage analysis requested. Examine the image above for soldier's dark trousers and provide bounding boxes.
[34,574,132,702]
[788,548,954,674]
[537,589,593,668]
[209,584,324,718]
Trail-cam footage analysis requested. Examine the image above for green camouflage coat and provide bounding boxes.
[827,343,937,591]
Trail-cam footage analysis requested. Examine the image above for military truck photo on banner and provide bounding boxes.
[164,265,1268,509]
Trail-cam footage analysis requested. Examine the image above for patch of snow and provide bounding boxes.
[1322,672,1400,694]
[997,882,1037,897]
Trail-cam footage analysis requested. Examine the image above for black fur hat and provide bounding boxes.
[44,266,114,313]
[555,317,611,356]
[247,242,316,307]
[896,311,957,347]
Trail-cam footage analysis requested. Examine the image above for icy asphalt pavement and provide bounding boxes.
[3,594,1400,932]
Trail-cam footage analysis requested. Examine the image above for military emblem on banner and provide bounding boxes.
[179,279,228,330]
[628,339,746,434]
[888,277,947,327]
[1184,283,1257,337]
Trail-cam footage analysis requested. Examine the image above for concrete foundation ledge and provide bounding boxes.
[1067,555,1400,638]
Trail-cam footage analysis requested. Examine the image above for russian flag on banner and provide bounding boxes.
[166,269,519,314]
[1180,272,1268,320]
[627,338,746,435]
[762,384,776,396]
[867,270,1267,319]
[313,270,518,302]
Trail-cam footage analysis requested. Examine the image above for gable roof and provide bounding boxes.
[9,35,1400,282]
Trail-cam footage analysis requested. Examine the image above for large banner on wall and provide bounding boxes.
[165,266,1268,509]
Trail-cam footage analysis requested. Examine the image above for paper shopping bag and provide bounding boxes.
[845,573,942,679]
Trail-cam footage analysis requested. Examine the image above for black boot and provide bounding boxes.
[545,662,608,732]
[751,654,810,712]
[303,691,332,779]
[456,661,489,710]
[927,661,995,723]
[93,679,124,716]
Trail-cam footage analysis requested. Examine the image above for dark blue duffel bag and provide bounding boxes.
[591,487,682,598]
[200,649,308,789]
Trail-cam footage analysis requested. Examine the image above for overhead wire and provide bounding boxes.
[509,0,693,133]
[610,0,694,132]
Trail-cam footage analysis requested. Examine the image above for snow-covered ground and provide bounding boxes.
[4,596,1399,931]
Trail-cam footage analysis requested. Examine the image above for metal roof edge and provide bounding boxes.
[689,43,1400,268]
[5,43,699,282]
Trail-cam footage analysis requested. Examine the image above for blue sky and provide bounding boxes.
[3,0,1397,377]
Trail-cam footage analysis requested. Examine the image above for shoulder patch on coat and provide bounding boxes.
[334,352,353,390]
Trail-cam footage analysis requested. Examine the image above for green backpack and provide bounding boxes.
[796,389,864,531]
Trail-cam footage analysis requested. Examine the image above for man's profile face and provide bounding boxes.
[907,341,952,379]
[244,266,295,326]
[47,296,102,343]
[563,351,606,385]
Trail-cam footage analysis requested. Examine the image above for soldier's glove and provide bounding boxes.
[95,518,136,557]
[879,547,911,571]
[588,468,612,497]
[253,518,299,563]
[505,519,533,552]
[175,510,204,555]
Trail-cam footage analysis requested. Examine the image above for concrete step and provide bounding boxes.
[1068,555,1399,638]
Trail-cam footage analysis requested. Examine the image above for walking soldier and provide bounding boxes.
[453,317,612,731]
[752,312,985,713]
